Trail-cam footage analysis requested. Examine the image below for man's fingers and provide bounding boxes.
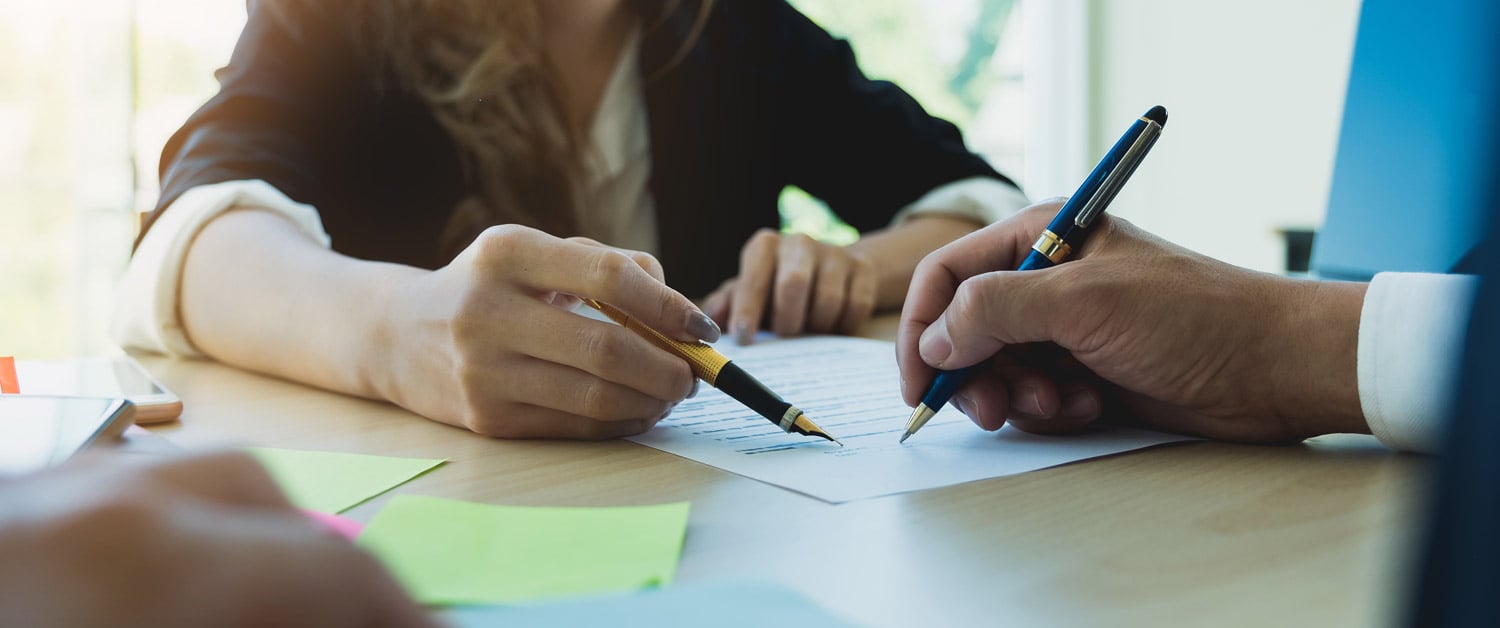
[918,270,1069,370]
[897,203,1064,406]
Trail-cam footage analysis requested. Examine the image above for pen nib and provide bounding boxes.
[791,413,844,446]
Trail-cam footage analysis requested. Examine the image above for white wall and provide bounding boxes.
[1060,0,1362,272]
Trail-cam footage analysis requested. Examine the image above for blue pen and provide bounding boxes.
[900,105,1168,443]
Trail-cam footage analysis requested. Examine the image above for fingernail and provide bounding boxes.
[1060,390,1099,421]
[1014,384,1045,417]
[687,312,721,342]
[733,321,754,345]
[687,379,700,398]
[918,331,953,366]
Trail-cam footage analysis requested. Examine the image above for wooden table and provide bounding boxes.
[135,320,1425,627]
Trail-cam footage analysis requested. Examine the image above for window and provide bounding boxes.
[0,0,245,358]
[780,0,1025,244]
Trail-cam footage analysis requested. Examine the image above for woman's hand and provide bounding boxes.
[703,229,879,344]
[379,225,717,439]
[0,452,433,628]
[897,201,1369,443]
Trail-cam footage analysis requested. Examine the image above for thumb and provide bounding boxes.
[918,269,1068,369]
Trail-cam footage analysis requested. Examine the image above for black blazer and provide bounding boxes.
[147,0,1019,298]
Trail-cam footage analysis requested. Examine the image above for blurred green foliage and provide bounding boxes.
[778,0,1015,244]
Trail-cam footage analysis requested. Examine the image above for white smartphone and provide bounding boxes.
[0,396,135,475]
[13,357,182,424]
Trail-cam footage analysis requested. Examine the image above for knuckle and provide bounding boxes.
[776,271,811,300]
[582,327,628,372]
[750,228,780,247]
[952,279,991,324]
[850,253,875,274]
[578,381,613,419]
[573,325,621,368]
[472,224,529,265]
[588,249,634,282]
[786,232,816,249]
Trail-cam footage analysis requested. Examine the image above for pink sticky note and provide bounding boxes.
[302,508,365,540]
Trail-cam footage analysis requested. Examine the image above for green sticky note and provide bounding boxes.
[359,494,691,606]
[249,448,445,514]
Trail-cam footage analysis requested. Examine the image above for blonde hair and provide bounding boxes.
[273,0,713,260]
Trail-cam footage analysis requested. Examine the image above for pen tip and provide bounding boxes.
[792,412,844,446]
[1145,105,1168,126]
[899,431,910,444]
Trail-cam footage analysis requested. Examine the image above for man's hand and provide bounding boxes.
[897,200,1370,443]
[0,452,433,628]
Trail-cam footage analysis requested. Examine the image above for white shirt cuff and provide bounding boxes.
[1358,272,1479,453]
[890,177,1030,227]
[110,180,331,357]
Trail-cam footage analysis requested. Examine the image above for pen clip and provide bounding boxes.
[1075,121,1162,229]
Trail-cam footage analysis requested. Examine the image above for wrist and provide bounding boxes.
[359,263,430,406]
[1270,277,1370,437]
[849,214,981,310]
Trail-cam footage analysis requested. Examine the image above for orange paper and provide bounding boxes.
[0,356,18,394]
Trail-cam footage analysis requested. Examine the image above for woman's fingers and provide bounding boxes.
[729,229,780,344]
[724,230,876,341]
[807,251,851,333]
[474,226,716,343]
[771,234,818,337]
[497,299,695,403]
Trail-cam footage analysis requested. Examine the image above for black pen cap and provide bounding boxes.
[1144,105,1168,126]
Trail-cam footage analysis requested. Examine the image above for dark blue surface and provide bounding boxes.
[1311,0,1500,279]
[1410,199,1500,627]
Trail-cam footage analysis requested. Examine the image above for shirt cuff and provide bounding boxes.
[889,177,1030,227]
[1358,272,1479,453]
[110,180,331,357]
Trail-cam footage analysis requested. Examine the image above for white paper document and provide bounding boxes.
[629,335,1195,503]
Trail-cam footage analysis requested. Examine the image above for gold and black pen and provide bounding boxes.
[583,299,843,446]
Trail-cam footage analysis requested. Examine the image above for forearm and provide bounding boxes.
[180,208,422,400]
[849,214,983,310]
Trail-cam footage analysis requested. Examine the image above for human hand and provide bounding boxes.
[380,225,716,439]
[897,200,1369,443]
[0,452,432,628]
[704,229,878,345]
